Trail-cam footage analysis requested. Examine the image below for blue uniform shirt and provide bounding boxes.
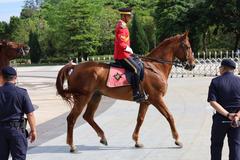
[0,82,34,122]
[208,72,240,109]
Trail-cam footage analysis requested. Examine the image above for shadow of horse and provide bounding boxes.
[28,144,181,154]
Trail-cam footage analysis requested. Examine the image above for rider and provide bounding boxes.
[114,8,145,103]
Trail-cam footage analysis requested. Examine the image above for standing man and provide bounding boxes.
[207,59,240,160]
[0,66,37,160]
[114,7,145,103]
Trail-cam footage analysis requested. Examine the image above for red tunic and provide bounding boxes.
[114,20,132,60]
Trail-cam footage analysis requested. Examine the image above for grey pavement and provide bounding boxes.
[15,66,230,160]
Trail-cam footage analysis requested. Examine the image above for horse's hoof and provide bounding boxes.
[175,141,183,148]
[70,146,77,153]
[135,143,144,148]
[100,139,108,146]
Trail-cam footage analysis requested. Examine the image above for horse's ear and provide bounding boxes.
[183,31,189,39]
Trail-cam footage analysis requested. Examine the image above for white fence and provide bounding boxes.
[170,51,240,77]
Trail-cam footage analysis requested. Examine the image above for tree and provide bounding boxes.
[6,17,21,41]
[210,0,240,51]
[154,0,193,42]
[21,0,39,19]
[131,13,149,55]
[61,0,101,60]
[185,0,240,52]
[184,2,211,52]
[28,31,41,63]
[96,6,118,55]
[0,21,9,39]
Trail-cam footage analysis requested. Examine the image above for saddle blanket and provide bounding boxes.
[106,67,130,88]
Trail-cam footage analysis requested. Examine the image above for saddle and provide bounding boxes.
[106,62,144,88]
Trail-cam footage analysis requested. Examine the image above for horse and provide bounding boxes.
[56,32,195,152]
[0,40,30,84]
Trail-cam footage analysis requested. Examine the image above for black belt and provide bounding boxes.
[0,121,25,128]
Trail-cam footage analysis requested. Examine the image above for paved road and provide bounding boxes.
[15,66,230,160]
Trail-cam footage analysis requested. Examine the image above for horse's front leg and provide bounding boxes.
[153,97,183,148]
[132,102,149,148]
[67,94,91,153]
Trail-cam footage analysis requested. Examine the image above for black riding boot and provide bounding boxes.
[131,74,146,103]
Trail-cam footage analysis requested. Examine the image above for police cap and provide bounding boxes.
[220,59,236,69]
[1,66,17,76]
[118,8,132,15]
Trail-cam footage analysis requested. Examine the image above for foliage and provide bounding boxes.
[185,0,240,52]
[130,13,149,55]
[0,22,9,39]
[0,0,239,63]
[62,0,101,59]
[97,7,118,55]
[28,31,42,63]
[154,0,193,42]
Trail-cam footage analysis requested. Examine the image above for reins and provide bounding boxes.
[138,56,185,68]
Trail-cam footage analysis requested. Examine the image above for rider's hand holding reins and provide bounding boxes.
[125,46,133,54]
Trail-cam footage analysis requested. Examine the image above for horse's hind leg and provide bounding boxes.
[132,102,149,148]
[83,92,108,145]
[153,97,183,148]
[67,94,91,152]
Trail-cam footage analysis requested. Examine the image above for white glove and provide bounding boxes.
[125,46,133,54]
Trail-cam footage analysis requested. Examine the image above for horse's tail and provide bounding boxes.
[56,64,75,105]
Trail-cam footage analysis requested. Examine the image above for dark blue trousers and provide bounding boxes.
[211,113,240,160]
[115,56,143,96]
[0,126,28,160]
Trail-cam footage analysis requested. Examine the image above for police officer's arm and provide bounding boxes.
[236,111,240,118]
[209,101,229,117]
[208,80,230,118]
[22,90,37,143]
[27,112,37,143]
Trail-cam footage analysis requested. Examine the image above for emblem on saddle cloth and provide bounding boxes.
[106,67,130,88]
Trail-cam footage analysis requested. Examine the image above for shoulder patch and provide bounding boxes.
[121,22,127,28]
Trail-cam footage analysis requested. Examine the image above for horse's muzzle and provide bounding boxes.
[184,63,195,71]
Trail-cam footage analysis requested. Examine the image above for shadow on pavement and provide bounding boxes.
[28,144,181,154]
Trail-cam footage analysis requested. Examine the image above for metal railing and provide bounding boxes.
[170,50,240,77]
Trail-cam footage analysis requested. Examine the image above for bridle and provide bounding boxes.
[180,40,191,61]
[139,56,184,67]
[139,39,192,68]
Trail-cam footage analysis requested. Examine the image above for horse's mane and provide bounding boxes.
[149,34,182,55]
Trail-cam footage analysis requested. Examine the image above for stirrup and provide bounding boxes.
[133,92,148,103]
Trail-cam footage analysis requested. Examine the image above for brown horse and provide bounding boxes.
[0,40,30,84]
[56,32,195,152]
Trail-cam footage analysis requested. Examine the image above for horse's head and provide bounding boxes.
[175,32,195,71]
[0,40,30,60]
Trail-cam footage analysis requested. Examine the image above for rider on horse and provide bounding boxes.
[114,8,146,103]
